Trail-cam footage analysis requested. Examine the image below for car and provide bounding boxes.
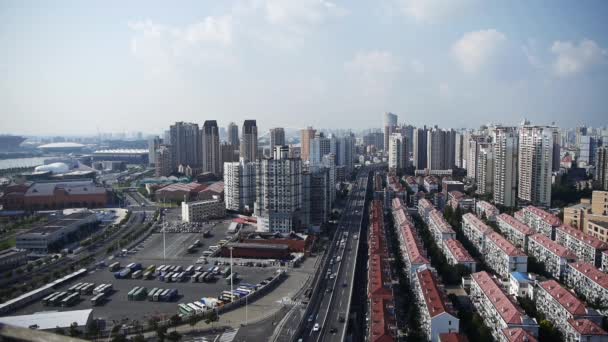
[339,316,345,323]
[342,282,347,287]
[308,315,314,322]
[313,323,320,332]
[329,327,337,334]
[326,288,332,293]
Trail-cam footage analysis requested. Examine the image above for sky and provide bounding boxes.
[1,0,608,136]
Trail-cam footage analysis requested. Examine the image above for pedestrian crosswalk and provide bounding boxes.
[219,329,239,342]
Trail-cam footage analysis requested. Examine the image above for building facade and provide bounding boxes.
[181,199,226,222]
[555,224,608,267]
[224,159,256,212]
[240,120,258,162]
[518,125,554,207]
[201,120,221,176]
[566,262,608,308]
[527,233,577,280]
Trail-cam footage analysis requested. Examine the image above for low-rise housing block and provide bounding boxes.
[516,206,561,239]
[496,213,535,251]
[555,224,608,268]
[485,231,528,279]
[566,262,608,308]
[413,267,459,341]
[527,233,577,280]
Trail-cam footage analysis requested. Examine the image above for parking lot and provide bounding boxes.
[10,219,280,323]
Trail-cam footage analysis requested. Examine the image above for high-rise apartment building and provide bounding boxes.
[227,122,239,147]
[269,127,286,154]
[383,112,398,153]
[363,131,384,151]
[330,134,355,174]
[254,146,303,233]
[220,142,239,166]
[466,135,488,180]
[148,136,162,166]
[155,145,172,177]
[426,128,456,170]
[388,133,408,174]
[201,120,221,176]
[518,125,554,207]
[310,132,331,167]
[224,159,256,212]
[170,122,200,170]
[300,126,316,162]
[454,132,464,168]
[240,120,258,162]
[492,127,518,207]
[413,127,428,170]
[596,146,608,190]
[475,143,494,196]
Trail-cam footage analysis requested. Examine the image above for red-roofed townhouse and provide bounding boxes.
[564,319,608,342]
[475,200,500,222]
[485,231,528,279]
[501,328,538,342]
[462,213,492,254]
[428,209,456,247]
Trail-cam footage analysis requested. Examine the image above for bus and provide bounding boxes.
[221,267,231,277]
[61,292,80,307]
[174,266,183,273]
[209,245,219,251]
[91,293,104,306]
[68,282,83,292]
[185,265,194,275]
[80,283,95,295]
[148,288,159,301]
[237,288,253,295]
[192,301,206,312]
[42,292,59,306]
[178,303,194,316]
[49,292,68,306]
[108,262,121,272]
[132,270,143,279]
[159,289,171,301]
[128,287,141,301]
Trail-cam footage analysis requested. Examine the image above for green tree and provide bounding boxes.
[167,331,182,342]
[156,326,168,342]
[131,334,146,342]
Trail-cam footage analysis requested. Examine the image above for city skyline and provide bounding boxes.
[2,0,608,135]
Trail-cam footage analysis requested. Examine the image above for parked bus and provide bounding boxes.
[68,283,83,292]
[61,292,80,307]
[178,303,194,316]
[91,293,104,306]
[42,292,59,306]
[148,288,159,301]
[209,245,219,251]
[185,265,194,275]
[108,262,121,272]
[192,301,206,311]
[187,303,203,314]
[221,267,231,277]
[132,270,143,279]
[159,289,171,301]
[174,266,183,273]
[128,287,141,301]
[80,283,95,295]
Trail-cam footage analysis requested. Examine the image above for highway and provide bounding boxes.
[298,165,373,342]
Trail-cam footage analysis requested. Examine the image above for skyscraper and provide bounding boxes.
[255,146,303,233]
[227,122,239,147]
[466,135,489,180]
[170,122,200,170]
[300,126,316,162]
[330,134,355,175]
[596,146,608,190]
[388,133,408,174]
[384,112,398,153]
[201,120,221,176]
[310,132,331,167]
[413,127,428,170]
[155,145,172,177]
[224,159,256,212]
[492,127,518,207]
[454,132,464,168]
[148,136,162,166]
[475,143,494,196]
[240,120,258,162]
[518,125,554,207]
[269,127,286,153]
[426,127,455,170]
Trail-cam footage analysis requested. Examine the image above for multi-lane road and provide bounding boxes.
[298,166,373,342]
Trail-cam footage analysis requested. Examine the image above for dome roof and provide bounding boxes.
[38,142,85,149]
[34,162,70,174]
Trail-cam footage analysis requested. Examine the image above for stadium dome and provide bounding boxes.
[35,162,70,174]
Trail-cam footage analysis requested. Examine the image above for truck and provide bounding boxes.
[114,268,132,279]
[109,262,121,272]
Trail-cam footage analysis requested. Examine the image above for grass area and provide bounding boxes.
[0,236,16,251]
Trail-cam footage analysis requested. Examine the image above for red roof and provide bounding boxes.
[529,234,578,259]
[429,210,455,234]
[487,232,527,257]
[369,296,395,342]
[392,197,404,210]
[471,271,526,325]
[539,280,588,316]
[497,213,535,236]
[556,224,608,250]
[463,213,492,235]
[501,328,538,342]
[449,191,465,200]
[439,333,468,342]
[416,268,452,318]
[393,207,408,227]
[401,223,430,264]
[524,206,561,226]
[567,319,608,336]
[444,239,476,263]
[419,198,433,209]
[568,261,608,289]
[368,254,392,299]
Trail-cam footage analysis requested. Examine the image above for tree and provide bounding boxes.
[167,331,182,341]
[131,334,146,342]
[156,326,168,342]
[169,314,182,327]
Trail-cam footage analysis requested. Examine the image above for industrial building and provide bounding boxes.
[0,248,28,271]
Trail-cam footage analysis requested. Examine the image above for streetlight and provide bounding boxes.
[229,246,234,298]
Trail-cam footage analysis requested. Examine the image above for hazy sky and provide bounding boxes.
[2,0,608,136]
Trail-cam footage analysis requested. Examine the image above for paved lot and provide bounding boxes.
[10,229,278,323]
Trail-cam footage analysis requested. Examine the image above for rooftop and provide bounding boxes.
[539,280,588,316]
[589,220,608,229]
[568,261,608,289]
[439,333,469,342]
[156,182,206,193]
[417,268,452,318]
[497,213,535,236]
[400,223,430,265]
[472,271,528,325]
[418,198,433,209]
[93,149,148,154]
[429,209,455,234]
[529,234,578,259]
[463,213,492,234]
[557,224,608,250]
[0,309,92,330]
[567,319,608,336]
[24,212,97,235]
[487,231,527,257]
[501,328,538,342]
[25,180,106,197]
[224,242,289,251]
[37,142,85,149]
[444,238,475,263]
[523,206,561,226]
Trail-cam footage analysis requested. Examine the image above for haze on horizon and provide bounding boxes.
[1,0,608,136]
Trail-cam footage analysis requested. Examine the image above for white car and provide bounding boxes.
[313,323,320,332]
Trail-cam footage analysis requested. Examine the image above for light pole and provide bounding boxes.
[229,247,234,298]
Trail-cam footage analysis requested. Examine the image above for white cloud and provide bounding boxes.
[410,59,425,73]
[394,0,473,22]
[344,50,401,97]
[128,17,235,74]
[551,39,607,77]
[452,29,507,73]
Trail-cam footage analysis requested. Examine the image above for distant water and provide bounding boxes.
[0,157,47,170]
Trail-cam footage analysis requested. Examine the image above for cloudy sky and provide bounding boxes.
[1,0,608,136]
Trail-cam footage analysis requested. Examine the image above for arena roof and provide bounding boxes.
[0,309,93,330]
[38,142,85,149]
